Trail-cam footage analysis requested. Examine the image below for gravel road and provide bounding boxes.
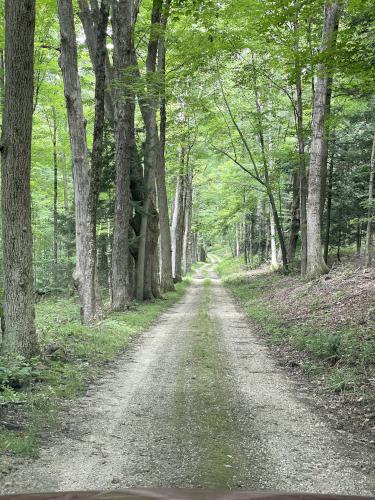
[1,264,374,495]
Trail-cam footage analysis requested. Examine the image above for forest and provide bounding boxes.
[0,0,374,495]
[0,0,374,355]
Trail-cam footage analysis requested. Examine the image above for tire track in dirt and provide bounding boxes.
[1,264,373,495]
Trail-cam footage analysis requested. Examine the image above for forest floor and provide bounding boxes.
[0,262,374,495]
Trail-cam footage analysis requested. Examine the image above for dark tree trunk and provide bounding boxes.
[199,246,207,262]
[78,0,115,123]
[0,49,4,113]
[356,222,362,258]
[288,171,300,262]
[171,166,185,282]
[144,199,160,300]
[1,0,38,356]
[111,0,134,309]
[136,0,163,300]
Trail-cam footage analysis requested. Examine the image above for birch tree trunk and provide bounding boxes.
[364,131,375,267]
[306,0,341,279]
[1,0,39,356]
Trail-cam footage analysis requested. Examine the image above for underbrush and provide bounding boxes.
[216,258,375,401]
[0,279,190,459]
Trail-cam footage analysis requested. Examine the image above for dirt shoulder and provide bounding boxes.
[217,258,375,446]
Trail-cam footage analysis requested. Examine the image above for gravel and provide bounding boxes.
[1,265,374,496]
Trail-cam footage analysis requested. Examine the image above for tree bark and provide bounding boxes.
[323,155,334,264]
[52,107,58,271]
[77,0,115,124]
[355,222,361,258]
[270,203,278,269]
[156,0,174,292]
[288,171,300,262]
[111,0,134,309]
[57,0,107,322]
[171,158,185,282]
[135,0,163,300]
[306,0,341,279]
[1,0,39,356]
[253,81,288,270]
[295,62,308,276]
[182,165,193,275]
[364,131,375,266]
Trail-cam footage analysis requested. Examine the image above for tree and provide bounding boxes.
[57,0,108,322]
[364,131,375,266]
[156,0,174,292]
[306,0,341,279]
[111,0,135,309]
[135,0,164,300]
[0,0,39,356]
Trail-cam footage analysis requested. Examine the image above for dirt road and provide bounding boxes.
[1,264,374,495]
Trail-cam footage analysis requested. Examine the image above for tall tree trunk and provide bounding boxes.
[1,0,38,356]
[135,0,163,300]
[306,0,341,279]
[355,222,361,258]
[52,107,58,271]
[88,0,109,314]
[268,192,288,269]
[77,0,115,124]
[364,131,375,267]
[288,171,300,262]
[270,203,278,269]
[156,0,174,292]
[295,61,308,276]
[58,0,106,322]
[144,199,160,300]
[171,161,185,282]
[107,217,112,298]
[323,155,334,264]
[111,0,134,309]
[61,151,69,213]
[182,165,193,275]
[236,223,240,257]
[0,49,4,113]
[253,77,288,270]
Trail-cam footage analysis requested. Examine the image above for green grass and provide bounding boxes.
[175,278,243,488]
[0,279,190,458]
[216,257,375,397]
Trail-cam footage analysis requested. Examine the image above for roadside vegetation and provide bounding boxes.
[0,280,189,461]
[216,253,375,437]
